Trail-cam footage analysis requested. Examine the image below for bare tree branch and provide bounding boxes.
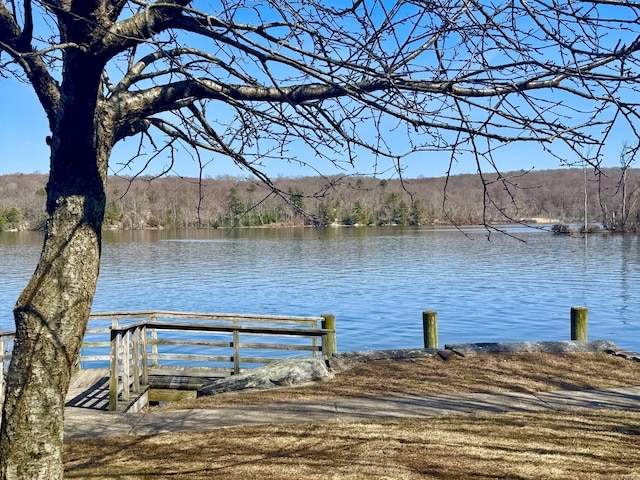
[0,1,60,126]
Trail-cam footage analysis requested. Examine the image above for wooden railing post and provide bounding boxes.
[571,307,588,341]
[150,314,159,367]
[109,328,119,411]
[140,324,149,386]
[121,330,131,402]
[320,314,336,356]
[422,311,438,349]
[131,327,141,394]
[232,329,240,374]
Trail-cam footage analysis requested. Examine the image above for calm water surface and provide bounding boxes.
[1,226,638,352]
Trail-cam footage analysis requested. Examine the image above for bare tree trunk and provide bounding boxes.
[0,196,103,478]
[0,55,108,479]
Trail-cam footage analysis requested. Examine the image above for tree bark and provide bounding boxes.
[0,198,103,479]
[0,53,108,479]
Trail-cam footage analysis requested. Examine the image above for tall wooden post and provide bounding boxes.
[321,314,337,356]
[423,311,438,349]
[571,307,588,341]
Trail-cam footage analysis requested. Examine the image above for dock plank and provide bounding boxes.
[65,369,110,411]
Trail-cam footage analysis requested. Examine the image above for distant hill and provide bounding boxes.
[0,168,637,231]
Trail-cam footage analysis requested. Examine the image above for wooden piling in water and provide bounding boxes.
[571,307,588,341]
[423,311,438,349]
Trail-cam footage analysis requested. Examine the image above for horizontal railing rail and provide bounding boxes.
[90,310,324,325]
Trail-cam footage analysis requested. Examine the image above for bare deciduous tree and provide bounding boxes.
[1,0,640,477]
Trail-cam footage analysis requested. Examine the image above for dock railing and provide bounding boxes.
[0,311,337,412]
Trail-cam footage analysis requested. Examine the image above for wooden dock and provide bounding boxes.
[2,310,338,413]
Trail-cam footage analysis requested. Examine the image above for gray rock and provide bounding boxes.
[444,340,620,356]
[331,348,437,363]
[198,356,334,397]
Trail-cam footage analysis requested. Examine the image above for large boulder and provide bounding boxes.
[198,356,334,397]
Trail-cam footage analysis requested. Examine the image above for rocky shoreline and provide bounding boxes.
[197,339,640,397]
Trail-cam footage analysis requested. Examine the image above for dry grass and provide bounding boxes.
[65,410,640,479]
[64,352,640,479]
[159,351,640,408]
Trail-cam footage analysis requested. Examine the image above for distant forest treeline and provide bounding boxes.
[0,168,638,231]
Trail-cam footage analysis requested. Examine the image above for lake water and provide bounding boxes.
[1,226,639,353]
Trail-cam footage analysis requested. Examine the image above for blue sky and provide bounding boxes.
[1,77,632,181]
